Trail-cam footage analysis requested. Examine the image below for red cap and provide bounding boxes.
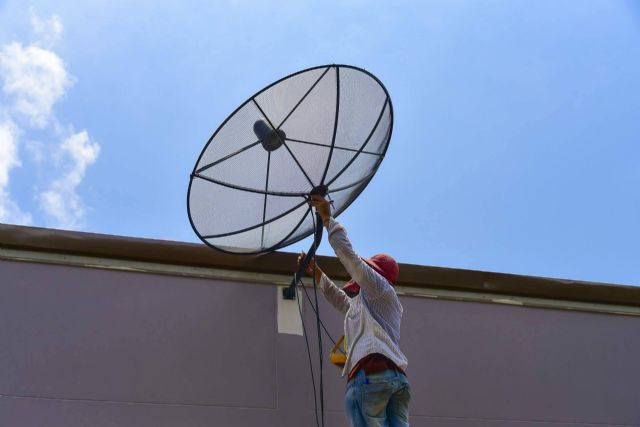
[342,253,399,295]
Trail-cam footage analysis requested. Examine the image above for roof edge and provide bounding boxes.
[1,223,638,307]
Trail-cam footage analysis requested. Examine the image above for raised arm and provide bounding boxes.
[297,252,350,314]
[318,272,350,314]
[309,196,394,300]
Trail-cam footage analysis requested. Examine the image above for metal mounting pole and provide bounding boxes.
[283,211,324,300]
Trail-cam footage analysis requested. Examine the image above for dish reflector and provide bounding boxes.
[188,64,393,254]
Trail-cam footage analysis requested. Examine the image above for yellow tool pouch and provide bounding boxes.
[329,335,346,368]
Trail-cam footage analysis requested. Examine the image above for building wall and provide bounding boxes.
[1,258,639,427]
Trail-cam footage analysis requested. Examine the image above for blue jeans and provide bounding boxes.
[345,369,411,426]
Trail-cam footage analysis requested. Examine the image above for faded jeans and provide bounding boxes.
[345,369,411,426]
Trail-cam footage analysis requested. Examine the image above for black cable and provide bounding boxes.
[298,195,338,348]
[298,280,338,346]
[296,283,320,427]
[310,212,325,427]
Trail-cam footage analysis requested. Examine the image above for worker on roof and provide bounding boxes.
[299,194,410,427]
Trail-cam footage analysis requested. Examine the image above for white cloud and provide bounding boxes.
[0,120,32,224]
[0,42,71,128]
[0,120,19,188]
[0,191,33,225]
[30,7,63,48]
[38,130,100,229]
[0,9,99,229]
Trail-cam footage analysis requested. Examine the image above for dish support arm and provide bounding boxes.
[282,211,324,300]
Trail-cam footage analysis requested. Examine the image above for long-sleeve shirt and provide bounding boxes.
[319,218,408,377]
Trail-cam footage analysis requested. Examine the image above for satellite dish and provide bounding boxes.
[188,64,393,256]
[188,65,393,424]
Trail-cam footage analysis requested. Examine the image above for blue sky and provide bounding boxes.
[0,0,638,285]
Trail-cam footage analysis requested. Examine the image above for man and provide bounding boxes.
[299,195,410,427]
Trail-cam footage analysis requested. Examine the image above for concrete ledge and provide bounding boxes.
[1,223,639,309]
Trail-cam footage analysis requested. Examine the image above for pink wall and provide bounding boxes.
[1,258,639,426]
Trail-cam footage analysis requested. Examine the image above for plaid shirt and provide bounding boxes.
[319,218,408,377]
